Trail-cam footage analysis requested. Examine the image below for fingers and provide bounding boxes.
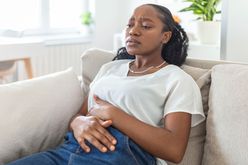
[93,94,99,102]
[84,133,108,152]
[90,121,116,151]
[79,129,115,152]
[98,119,117,145]
[93,94,104,104]
[99,119,112,128]
[77,137,90,153]
[95,127,116,150]
[74,116,117,153]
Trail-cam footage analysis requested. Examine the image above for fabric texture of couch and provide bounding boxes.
[0,48,247,165]
[0,68,83,164]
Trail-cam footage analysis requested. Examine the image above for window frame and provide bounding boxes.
[1,0,92,37]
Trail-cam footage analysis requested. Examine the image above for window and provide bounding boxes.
[155,0,221,36]
[0,0,93,36]
[0,0,40,30]
[155,0,197,33]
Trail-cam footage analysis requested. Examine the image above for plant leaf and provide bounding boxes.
[179,0,221,21]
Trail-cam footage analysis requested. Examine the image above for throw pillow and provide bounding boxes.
[0,68,83,164]
[202,64,248,165]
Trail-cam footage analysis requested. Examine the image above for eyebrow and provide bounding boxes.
[129,16,154,23]
[140,17,154,22]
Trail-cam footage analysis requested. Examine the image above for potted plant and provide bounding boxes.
[180,0,221,44]
[80,11,94,35]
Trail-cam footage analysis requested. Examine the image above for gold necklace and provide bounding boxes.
[129,61,166,74]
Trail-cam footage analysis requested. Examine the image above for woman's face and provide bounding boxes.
[125,5,171,56]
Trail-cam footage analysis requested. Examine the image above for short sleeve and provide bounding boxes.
[163,75,205,127]
[90,60,128,85]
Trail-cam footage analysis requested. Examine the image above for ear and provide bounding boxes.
[161,31,172,44]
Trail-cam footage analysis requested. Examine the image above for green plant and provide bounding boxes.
[179,0,221,21]
[80,11,93,26]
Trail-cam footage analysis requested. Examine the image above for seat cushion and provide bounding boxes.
[0,68,83,164]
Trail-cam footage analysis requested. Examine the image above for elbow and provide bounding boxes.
[160,146,186,164]
[169,154,184,164]
[171,145,187,163]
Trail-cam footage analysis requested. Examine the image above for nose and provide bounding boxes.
[128,25,141,36]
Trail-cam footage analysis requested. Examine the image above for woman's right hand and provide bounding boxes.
[70,115,117,153]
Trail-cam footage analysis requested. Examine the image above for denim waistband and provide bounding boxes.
[63,126,156,165]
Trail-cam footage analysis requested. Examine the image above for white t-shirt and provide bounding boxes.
[88,59,205,165]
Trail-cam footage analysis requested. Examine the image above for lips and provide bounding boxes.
[126,37,141,45]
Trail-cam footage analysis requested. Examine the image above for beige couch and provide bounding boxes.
[0,48,248,165]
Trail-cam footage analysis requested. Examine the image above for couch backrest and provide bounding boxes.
[184,58,241,69]
[80,48,237,94]
[81,48,115,95]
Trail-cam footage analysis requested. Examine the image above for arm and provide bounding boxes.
[89,95,191,163]
[113,109,191,163]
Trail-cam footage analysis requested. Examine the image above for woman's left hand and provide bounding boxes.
[88,95,118,121]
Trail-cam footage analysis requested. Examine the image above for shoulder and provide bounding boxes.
[166,65,195,83]
[163,65,199,93]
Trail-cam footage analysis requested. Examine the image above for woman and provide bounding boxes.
[8,4,205,165]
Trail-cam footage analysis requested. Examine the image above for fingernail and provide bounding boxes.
[102,147,107,152]
[86,148,90,152]
[110,145,115,151]
[112,139,117,144]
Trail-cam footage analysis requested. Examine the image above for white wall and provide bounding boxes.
[92,0,129,50]
[92,0,198,51]
[221,0,248,62]
[93,0,248,63]
[126,0,156,12]
[92,0,156,51]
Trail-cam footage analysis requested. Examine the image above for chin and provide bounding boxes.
[126,47,139,56]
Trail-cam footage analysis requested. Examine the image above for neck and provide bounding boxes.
[129,60,167,74]
[134,57,165,68]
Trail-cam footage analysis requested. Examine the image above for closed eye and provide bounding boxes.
[142,25,152,29]
[126,23,134,28]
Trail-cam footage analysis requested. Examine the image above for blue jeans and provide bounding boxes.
[7,127,156,165]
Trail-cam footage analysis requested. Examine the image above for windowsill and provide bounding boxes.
[189,41,220,47]
[188,41,221,60]
[0,33,93,46]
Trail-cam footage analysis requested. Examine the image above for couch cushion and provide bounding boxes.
[81,48,115,95]
[0,68,83,164]
[168,65,211,165]
[202,64,248,165]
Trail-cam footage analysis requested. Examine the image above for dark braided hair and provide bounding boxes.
[113,4,189,66]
